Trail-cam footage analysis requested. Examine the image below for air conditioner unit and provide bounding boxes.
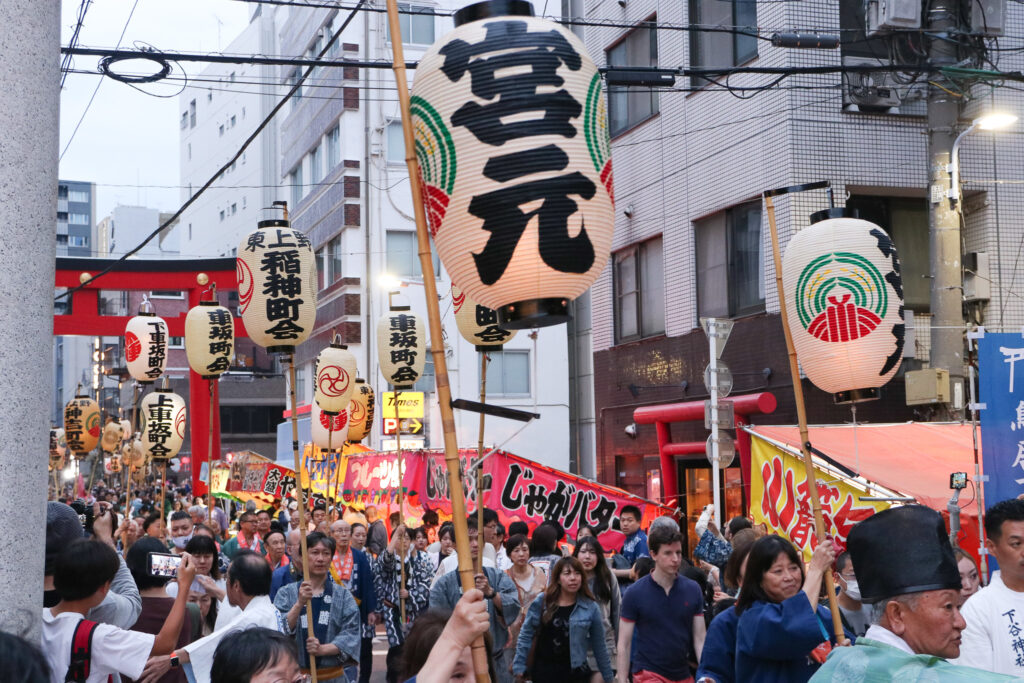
[866,0,921,35]
[843,57,903,109]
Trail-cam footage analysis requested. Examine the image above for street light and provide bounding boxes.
[951,112,1017,203]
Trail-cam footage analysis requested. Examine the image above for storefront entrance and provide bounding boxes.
[676,461,745,559]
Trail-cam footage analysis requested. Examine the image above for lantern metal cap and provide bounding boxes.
[834,387,880,404]
[354,377,365,383]
[454,0,534,25]
[497,298,570,329]
[810,207,859,224]
[198,300,221,307]
[389,304,412,312]
[257,218,290,229]
[267,345,297,355]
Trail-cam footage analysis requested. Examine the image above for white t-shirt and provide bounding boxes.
[955,570,1024,674]
[41,608,154,683]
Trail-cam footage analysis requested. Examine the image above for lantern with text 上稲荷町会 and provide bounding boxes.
[377,304,427,390]
[236,218,317,354]
[141,387,187,460]
[409,0,614,328]
[452,283,516,351]
[185,293,235,378]
[125,309,169,384]
[782,208,906,402]
[347,379,374,443]
[64,393,100,458]
[312,401,349,450]
[314,337,358,415]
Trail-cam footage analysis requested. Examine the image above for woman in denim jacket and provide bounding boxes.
[512,556,614,683]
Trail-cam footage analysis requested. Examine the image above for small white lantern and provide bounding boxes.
[314,336,358,415]
[377,304,427,390]
[125,301,169,384]
[140,386,187,460]
[185,286,235,379]
[347,379,375,444]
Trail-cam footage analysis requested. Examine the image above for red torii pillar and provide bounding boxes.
[54,257,245,496]
[633,392,777,510]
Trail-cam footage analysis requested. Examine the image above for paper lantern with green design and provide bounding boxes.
[409,0,614,329]
[64,393,100,458]
[782,209,905,402]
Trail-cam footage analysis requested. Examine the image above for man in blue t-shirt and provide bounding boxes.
[613,505,649,583]
[617,526,706,683]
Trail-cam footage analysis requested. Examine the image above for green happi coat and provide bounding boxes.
[810,637,1024,682]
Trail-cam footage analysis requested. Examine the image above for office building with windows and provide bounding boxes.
[583,0,1024,540]
[57,179,96,257]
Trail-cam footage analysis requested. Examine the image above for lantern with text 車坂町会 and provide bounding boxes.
[314,337,358,415]
[347,379,375,443]
[452,283,516,351]
[236,218,317,354]
[141,387,187,460]
[312,401,349,450]
[782,208,905,402]
[64,393,100,458]
[409,0,615,328]
[185,292,235,378]
[377,304,427,390]
[125,308,169,384]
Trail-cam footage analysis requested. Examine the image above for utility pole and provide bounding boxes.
[927,0,965,417]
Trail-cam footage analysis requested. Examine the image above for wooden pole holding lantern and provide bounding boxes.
[393,390,407,624]
[476,354,487,574]
[384,1,490,679]
[207,381,215,524]
[763,187,845,643]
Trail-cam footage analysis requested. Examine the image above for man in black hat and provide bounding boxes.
[811,505,1020,681]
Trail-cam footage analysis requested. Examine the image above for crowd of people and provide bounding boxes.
[14,480,1024,683]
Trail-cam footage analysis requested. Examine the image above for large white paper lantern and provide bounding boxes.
[782,209,905,402]
[311,401,349,449]
[140,387,187,460]
[409,0,615,328]
[314,337,358,415]
[377,305,427,390]
[452,284,516,351]
[347,378,374,443]
[236,218,317,354]
[64,393,100,458]
[125,311,169,383]
[186,292,234,379]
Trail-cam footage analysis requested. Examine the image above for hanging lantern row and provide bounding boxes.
[236,217,317,354]
[377,302,427,390]
[64,392,100,458]
[185,284,235,379]
[409,3,615,329]
[347,379,374,444]
[314,335,358,415]
[125,299,169,384]
[452,284,516,351]
[312,402,349,450]
[782,209,906,402]
[140,384,187,460]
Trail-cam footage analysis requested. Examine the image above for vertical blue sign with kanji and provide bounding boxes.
[979,332,1024,507]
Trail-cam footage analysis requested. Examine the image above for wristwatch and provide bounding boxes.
[170,652,181,668]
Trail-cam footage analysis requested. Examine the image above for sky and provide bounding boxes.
[59,0,251,222]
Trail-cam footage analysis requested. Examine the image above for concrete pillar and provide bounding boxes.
[0,0,61,641]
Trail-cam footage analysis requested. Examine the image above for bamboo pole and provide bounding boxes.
[384,2,490,678]
[476,354,487,574]
[288,357,318,683]
[394,390,407,624]
[764,194,845,643]
[207,380,215,525]
[124,382,140,517]
[159,461,168,517]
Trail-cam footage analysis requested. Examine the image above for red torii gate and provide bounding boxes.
[54,257,244,495]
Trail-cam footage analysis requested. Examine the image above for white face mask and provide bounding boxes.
[170,533,193,549]
[842,577,862,602]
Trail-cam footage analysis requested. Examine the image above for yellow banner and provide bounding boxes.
[381,391,425,418]
[750,435,889,561]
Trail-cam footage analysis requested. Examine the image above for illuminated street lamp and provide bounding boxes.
[951,112,1017,203]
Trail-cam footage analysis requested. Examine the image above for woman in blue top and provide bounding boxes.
[513,557,614,683]
[734,535,850,683]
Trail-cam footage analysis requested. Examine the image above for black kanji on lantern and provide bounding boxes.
[261,246,305,341]
[146,321,167,378]
[474,305,511,343]
[439,20,596,285]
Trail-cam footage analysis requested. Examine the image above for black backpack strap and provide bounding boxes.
[66,618,99,683]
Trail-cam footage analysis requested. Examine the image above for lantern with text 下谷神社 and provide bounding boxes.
[452,283,516,351]
[236,218,317,354]
[140,387,187,460]
[314,337,358,415]
[125,307,169,384]
[377,304,427,390]
[185,290,235,378]
[782,208,905,402]
[347,379,374,443]
[409,0,615,328]
[64,393,100,458]
[312,401,349,450]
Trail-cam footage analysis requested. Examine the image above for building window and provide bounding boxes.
[689,0,757,87]
[180,112,188,129]
[329,235,343,284]
[231,203,237,215]
[289,165,303,209]
[151,290,184,299]
[614,236,665,342]
[484,350,530,395]
[310,143,323,185]
[391,3,435,45]
[561,0,584,39]
[410,357,435,393]
[219,125,224,136]
[695,200,764,319]
[607,21,659,136]
[68,190,90,203]
[168,336,184,349]
[230,115,236,127]
[288,69,303,108]
[327,126,341,170]
[386,230,440,279]
[68,235,89,247]
[207,90,212,102]
[316,248,326,290]
[219,209,225,221]
[189,99,196,128]
[387,121,405,163]
[846,195,929,311]
[69,213,90,225]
